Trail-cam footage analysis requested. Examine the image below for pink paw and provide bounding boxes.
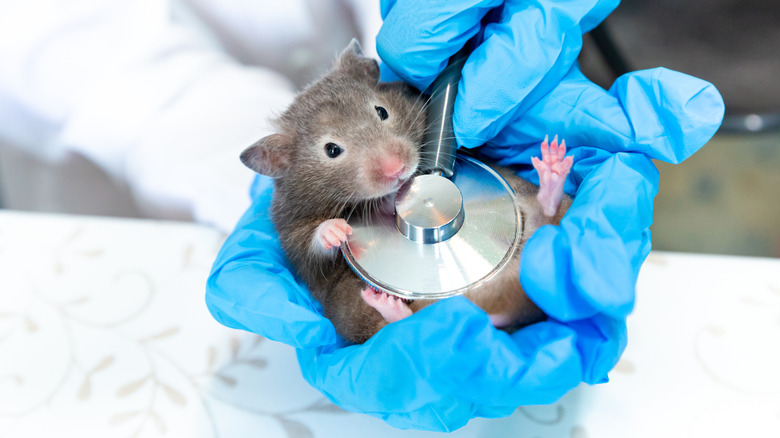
[314,218,352,251]
[361,288,412,323]
[531,135,573,217]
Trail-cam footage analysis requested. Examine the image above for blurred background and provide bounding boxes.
[1,0,778,257]
[579,0,780,258]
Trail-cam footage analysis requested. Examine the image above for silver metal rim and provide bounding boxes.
[342,155,521,299]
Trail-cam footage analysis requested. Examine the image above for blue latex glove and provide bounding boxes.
[206,62,724,431]
[377,0,620,148]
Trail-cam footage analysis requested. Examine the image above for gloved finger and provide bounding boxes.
[567,313,627,384]
[454,0,620,148]
[482,66,725,165]
[377,0,501,91]
[206,176,340,349]
[297,297,590,432]
[462,314,625,416]
[521,151,658,321]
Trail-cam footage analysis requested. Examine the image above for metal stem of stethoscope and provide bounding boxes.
[393,44,471,245]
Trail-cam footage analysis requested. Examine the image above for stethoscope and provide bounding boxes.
[342,38,522,299]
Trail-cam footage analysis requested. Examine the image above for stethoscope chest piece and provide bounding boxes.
[342,155,520,299]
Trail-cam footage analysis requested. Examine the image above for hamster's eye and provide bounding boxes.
[325,142,343,158]
[375,106,388,121]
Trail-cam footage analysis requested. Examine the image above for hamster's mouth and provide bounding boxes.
[366,162,419,201]
[391,174,416,193]
[366,177,409,202]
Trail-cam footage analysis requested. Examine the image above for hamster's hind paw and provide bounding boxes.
[531,135,573,217]
[361,288,412,323]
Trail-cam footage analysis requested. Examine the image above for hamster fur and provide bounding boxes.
[240,41,571,344]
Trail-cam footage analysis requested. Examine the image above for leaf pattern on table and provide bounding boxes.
[161,383,187,407]
[139,327,180,344]
[613,359,636,374]
[78,378,92,401]
[150,411,167,434]
[109,411,142,426]
[76,356,116,402]
[92,356,115,373]
[570,425,588,438]
[303,399,347,415]
[243,358,268,369]
[0,214,296,437]
[79,249,105,258]
[117,376,150,398]
[279,417,314,438]
[695,313,780,395]
[0,375,23,386]
[202,347,217,378]
[518,405,565,425]
[215,373,237,388]
[9,213,776,437]
[64,296,91,307]
[182,244,195,269]
[230,336,240,359]
[645,253,668,265]
[24,316,38,333]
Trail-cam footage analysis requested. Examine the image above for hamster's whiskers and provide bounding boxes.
[408,92,433,137]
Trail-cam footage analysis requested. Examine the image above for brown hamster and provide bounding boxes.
[240,40,572,344]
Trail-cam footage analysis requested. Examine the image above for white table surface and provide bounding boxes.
[1,211,778,437]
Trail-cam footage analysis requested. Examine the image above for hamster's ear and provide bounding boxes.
[344,38,364,57]
[240,134,291,178]
[336,39,379,85]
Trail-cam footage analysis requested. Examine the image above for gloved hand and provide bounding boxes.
[376,0,620,148]
[206,60,724,431]
[207,0,724,430]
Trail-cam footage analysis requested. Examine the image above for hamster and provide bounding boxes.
[240,40,572,344]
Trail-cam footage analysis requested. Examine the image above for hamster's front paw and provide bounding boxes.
[361,288,412,323]
[313,218,353,251]
[532,135,573,217]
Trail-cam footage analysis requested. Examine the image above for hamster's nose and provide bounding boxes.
[381,157,405,180]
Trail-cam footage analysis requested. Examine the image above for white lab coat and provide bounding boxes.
[0,0,381,232]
